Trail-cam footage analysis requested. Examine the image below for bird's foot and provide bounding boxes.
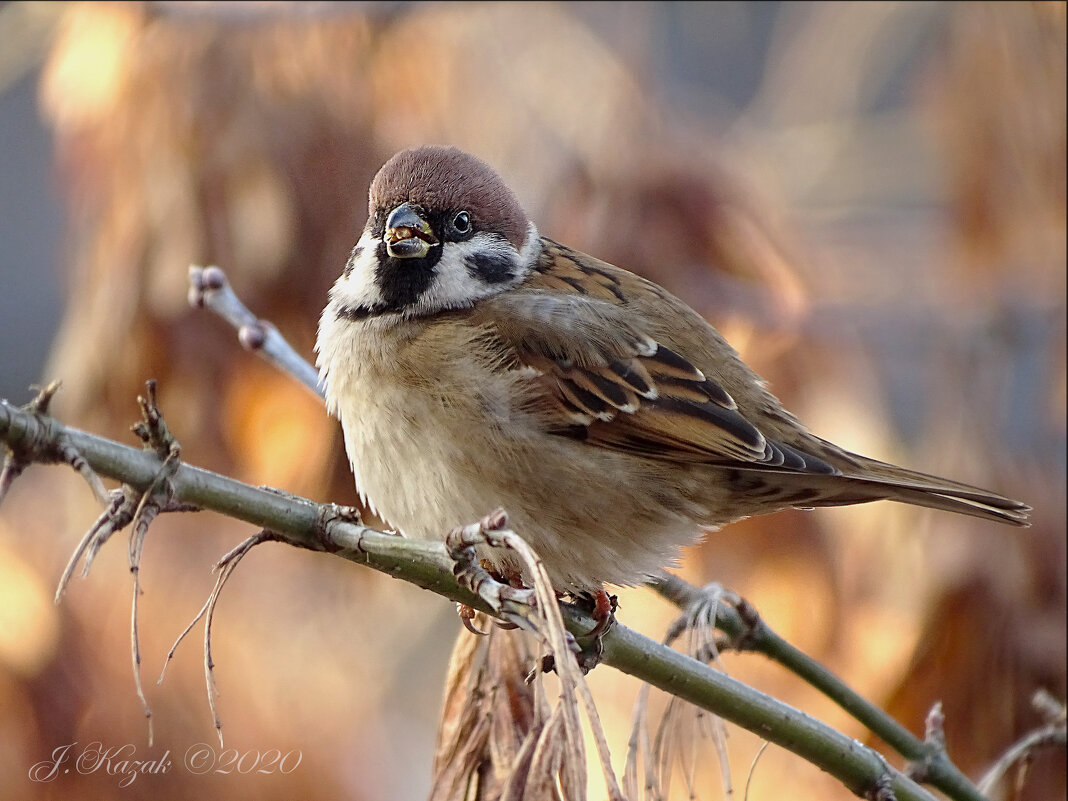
[455,562,525,634]
[583,588,618,639]
[537,589,617,675]
[446,510,536,631]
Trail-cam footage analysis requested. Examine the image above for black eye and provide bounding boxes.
[451,211,472,236]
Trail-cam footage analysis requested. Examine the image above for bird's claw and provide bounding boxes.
[446,510,536,629]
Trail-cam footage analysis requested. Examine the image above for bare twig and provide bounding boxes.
[128,382,186,745]
[977,690,1067,795]
[907,702,948,785]
[188,265,322,398]
[206,531,275,745]
[744,741,771,801]
[56,489,132,600]
[158,531,275,747]
[53,382,199,746]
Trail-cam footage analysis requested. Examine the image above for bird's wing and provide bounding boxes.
[469,239,1029,526]
[472,242,837,473]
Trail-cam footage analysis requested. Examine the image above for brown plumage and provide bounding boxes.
[316,145,1029,593]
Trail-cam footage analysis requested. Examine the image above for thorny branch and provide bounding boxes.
[0,390,948,801]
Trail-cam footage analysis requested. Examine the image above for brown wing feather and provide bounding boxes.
[471,242,782,467]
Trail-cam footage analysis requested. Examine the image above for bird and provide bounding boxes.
[315,145,1029,598]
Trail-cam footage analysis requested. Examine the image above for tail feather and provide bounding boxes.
[821,455,1031,526]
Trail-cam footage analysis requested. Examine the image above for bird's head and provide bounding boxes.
[331,146,538,320]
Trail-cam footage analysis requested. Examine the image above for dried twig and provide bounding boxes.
[743,741,770,801]
[625,583,736,800]
[204,533,275,745]
[977,690,1067,796]
[430,623,553,801]
[443,510,624,801]
[646,572,991,801]
[157,532,274,746]
[53,381,199,746]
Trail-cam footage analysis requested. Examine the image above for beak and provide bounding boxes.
[384,202,438,259]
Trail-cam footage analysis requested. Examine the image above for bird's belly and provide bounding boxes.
[339,386,505,535]
[321,323,717,591]
[334,378,717,591]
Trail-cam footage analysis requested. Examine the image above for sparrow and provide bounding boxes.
[316,145,1029,595]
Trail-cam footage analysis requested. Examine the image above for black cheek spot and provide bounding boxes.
[464,251,517,284]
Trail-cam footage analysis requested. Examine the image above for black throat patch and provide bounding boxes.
[371,239,442,314]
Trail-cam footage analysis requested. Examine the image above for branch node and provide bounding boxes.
[238,321,270,352]
[313,502,363,552]
[865,772,897,801]
[0,381,109,506]
[132,380,180,461]
[906,701,948,783]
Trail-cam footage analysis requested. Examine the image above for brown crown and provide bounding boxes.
[369,146,529,249]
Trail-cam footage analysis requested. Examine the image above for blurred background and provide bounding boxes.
[0,2,1063,799]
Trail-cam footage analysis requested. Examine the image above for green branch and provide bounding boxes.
[1,396,954,801]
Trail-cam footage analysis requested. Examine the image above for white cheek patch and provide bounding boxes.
[411,223,541,316]
[328,229,384,311]
[323,222,542,321]
[413,233,516,314]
